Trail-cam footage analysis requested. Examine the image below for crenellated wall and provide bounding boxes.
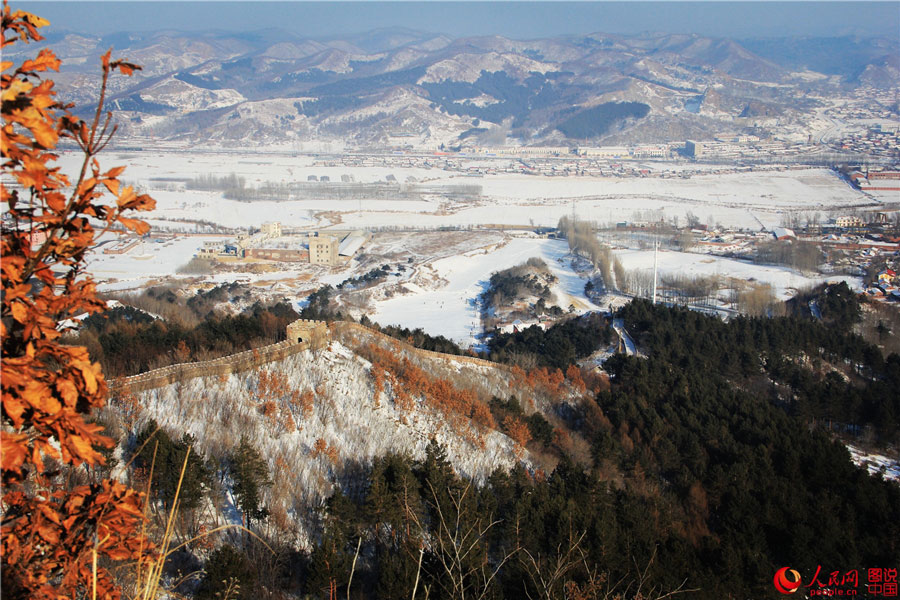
[110,319,330,394]
[329,321,513,373]
[286,319,329,345]
[110,318,509,396]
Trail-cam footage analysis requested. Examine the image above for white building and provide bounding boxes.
[260,221,282,237]
[577,146,630,158]
[831,216,864,228]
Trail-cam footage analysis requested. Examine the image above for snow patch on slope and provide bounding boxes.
[140,78,244,111]
[132,342,523,537]
[418,52,555,83]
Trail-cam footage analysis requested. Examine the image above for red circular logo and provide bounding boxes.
[774,567,802,594]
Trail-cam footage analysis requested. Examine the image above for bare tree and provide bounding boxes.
[413,481,518,600]
[518,529,588,600]
[562,544,698,600]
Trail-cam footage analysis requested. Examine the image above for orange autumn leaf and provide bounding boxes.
[9,300,27,323]
[20,48,60,73]
[2,5,156,597]
[0,432,28,473]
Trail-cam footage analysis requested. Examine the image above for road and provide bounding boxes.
[612,318,637,356]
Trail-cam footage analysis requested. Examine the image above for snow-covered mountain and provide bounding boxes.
[12,27,897,148]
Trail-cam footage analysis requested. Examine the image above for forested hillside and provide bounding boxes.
[90,297,899,599]
[72,288,298,376]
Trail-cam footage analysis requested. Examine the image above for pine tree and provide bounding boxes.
[196,544,256,600]
[134,420,211,515]
[228,436,272,528]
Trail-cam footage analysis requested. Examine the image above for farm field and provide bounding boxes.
[54,151,879,232]
[62,150,874,338]
[613,248,862,301]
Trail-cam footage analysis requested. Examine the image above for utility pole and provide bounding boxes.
[651,239,659,304]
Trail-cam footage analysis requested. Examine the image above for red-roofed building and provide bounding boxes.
[878,269,897,284]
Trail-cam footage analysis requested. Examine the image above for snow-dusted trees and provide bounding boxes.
[228,436,272,528]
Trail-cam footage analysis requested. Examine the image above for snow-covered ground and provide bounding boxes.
[847,444,900,483]
[137,190,321,230]
[52,150,878,330]
[85,235,231,290]
[612,248,863,300]
[331,169,870,231]
[52,151,875,232]
[86,233,316,292]
[371,237,600,346]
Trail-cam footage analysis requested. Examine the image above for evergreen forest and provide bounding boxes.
[115,294,899,599]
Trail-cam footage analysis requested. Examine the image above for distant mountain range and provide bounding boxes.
[12,27,898,148]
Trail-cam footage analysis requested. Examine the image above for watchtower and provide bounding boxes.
[286,319,329,348]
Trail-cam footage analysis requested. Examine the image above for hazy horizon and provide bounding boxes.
[18,1,900,41]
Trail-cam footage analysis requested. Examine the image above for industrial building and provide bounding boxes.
[685,140,703,158]
[193,222,369,266]
[260,222,282,237]
[309,233,340,265]
[831,216,865,228]
[308,230,371,266]
[856,171,900,192]
[577,146,630,158]
[244,248,308,262]
[197,241,223,258]
[469,146,573,156]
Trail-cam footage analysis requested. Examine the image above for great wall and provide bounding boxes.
[109,318,511,395]
[110,319,328,394]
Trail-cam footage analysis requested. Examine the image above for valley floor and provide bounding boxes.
[64,149,882,345]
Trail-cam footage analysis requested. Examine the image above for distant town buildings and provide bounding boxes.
[878,269,897,285]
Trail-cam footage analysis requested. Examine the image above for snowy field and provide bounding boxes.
[137,190,321,230]
[334,169,876,230]
[52,151,880,232]
[85,235,230,290]
[52,149,879,332]
[58,150,442,186]
[372,237,601,347]
[847,444,900,483]
[613,249,863,300]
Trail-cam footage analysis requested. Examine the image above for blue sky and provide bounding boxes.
[18,2,900,40]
